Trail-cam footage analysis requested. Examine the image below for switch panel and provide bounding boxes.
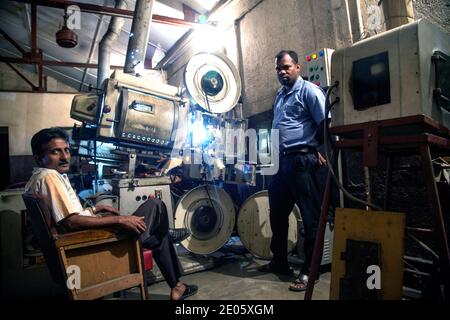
[305,48,334,87]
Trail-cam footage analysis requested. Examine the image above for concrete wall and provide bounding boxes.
[413,0,450,34]
[0,92,79,156]
[0,63,78,93]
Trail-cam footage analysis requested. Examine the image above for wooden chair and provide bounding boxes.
[22,192,148,300]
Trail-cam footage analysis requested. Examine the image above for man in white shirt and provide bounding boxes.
[25,127,197,300]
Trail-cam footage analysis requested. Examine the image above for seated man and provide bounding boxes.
[25,127,198,300]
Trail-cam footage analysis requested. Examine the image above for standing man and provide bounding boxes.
[258,50,327,292]
[25,127,197,300]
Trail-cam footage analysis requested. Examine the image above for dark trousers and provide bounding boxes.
[268,152,323,275]
[132,199,181,288]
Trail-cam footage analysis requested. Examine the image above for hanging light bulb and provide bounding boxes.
[55,8,78,48]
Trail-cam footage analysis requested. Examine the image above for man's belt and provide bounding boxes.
[280,146,315,157]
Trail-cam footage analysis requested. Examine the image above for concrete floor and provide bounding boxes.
[125,240,331,300]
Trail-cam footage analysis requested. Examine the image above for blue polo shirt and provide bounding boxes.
[272,77,326,151]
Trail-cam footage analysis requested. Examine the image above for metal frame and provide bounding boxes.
[2,0,207,91]
[305,115,450,300]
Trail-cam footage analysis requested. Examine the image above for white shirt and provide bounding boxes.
[25,167,96,224]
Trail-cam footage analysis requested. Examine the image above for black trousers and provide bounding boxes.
[132,199,181,288]
[268,152,323,275]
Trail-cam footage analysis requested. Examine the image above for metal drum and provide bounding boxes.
[174,185,235,255]
[237,190,301,259]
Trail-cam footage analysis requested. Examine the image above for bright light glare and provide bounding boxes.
[196,0,218,11]
[192,121,208,145]
[193,25,224,52]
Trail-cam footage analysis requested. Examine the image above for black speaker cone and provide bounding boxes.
[201,71,224,96]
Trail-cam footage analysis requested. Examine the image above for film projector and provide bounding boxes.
[70,52,303,264]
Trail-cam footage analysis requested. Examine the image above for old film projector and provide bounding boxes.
[175,52,241,254]
[176,53,304,259]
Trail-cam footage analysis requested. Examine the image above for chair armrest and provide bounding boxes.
[54,228,131,248]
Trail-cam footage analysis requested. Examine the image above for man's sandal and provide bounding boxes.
[288,274,319,292]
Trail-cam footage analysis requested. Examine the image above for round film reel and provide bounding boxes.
[174,185,235,254]
[184,52,241,114]
[237,190,301,259]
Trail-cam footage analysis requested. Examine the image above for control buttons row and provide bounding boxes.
[309,66,324,72]
[135,193,161,202]
[305,50,325,61]
[136,195,148,201]
[121,132,169,145]
[309,74,321,81]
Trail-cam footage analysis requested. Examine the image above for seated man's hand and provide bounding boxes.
[118,216,146,234]
[95,205,120,215]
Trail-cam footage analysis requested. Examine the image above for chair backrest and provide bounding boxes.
[22,192,66,286]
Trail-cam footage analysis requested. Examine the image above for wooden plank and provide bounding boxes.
[65,241,137,288]
[134,240,148,300]
[363,123,379,167]
[337,134,450,150]
[330,208,405,300]
[75,274,143,300]
[335,139,364,148]
[62,237,122,251]
[55,229,123,247]
[58,247,76,299]
[381,134,450,148]
[331,115,450,138]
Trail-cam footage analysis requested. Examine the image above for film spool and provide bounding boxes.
[237,190,301,259]
[184,52,241,114]
[174,185,235,254]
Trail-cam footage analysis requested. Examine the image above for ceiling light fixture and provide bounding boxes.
[55,8,78,48]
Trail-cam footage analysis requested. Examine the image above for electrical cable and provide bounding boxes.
[407,233,439,260]
[202,86,213,113]
[322,82,382,211]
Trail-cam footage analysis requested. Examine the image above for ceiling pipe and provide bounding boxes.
[80,15,103,91]
[97,0,128,89]
[381,0,414,31]
[124,0,155,74]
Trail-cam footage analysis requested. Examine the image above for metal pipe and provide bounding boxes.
[124,0,155,74]
[382,0,414,30]
[347,0,364,42]
[354,0,364,39]
[80,14,103,91]
[97,0,127,89]
[0,56,123,69]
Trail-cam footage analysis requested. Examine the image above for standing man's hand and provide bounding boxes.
[118,216,146,234]
[317,151,327,166]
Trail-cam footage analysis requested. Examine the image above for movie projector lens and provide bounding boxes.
[184,52,241,114]
[175,185,235,254]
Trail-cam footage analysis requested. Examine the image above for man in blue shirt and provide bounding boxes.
[258,50,327,292]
